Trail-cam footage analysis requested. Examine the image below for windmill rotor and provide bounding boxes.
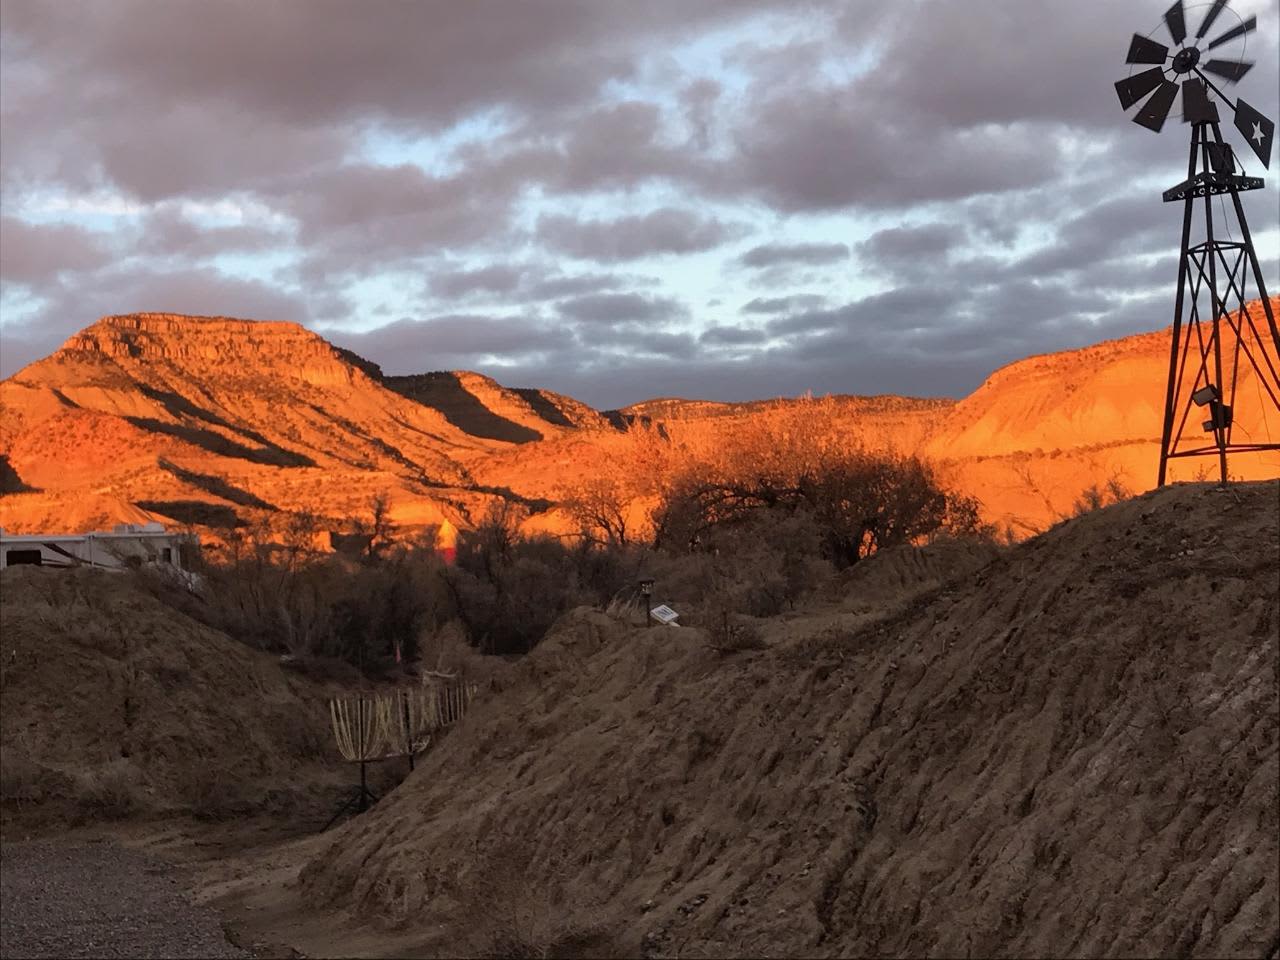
[1113,0,1274,167]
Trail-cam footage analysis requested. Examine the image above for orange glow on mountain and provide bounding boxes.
[2,305,1276,546]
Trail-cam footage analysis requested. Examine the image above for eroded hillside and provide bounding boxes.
[1,303,1277,542]
[299,481,1279,958]
[0,566,342,822]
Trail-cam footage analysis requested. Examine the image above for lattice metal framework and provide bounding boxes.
[1115,0,1278,484]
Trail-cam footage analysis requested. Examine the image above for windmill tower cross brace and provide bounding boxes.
[1115,0,1280,485]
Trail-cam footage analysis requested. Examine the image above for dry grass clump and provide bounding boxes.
[1,745,147,821]
[705,611,766,654]
[0,747,72,806]
[73,760,143,819]
[469,845,615,959]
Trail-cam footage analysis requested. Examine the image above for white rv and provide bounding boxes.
[0,523,198,571]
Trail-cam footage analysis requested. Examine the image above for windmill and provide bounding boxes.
[1115,0,1279,485]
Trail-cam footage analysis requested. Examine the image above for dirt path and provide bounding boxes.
[0,838,246,959]
[1,813,446,960]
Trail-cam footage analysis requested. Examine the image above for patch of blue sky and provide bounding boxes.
[7,187,145,231]
[0,286,44,328]
[328,272,430,333]
[356,109,515,177]
[207,250,298,285]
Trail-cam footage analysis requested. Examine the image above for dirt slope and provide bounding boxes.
[299,481,1279,958]
[0,567,341,823]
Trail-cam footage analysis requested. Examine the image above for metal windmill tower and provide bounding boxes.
[1115,0,1278,485]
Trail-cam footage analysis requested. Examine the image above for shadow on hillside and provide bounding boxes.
[0,455,39,494]
[125,417,314,468]
[513,388,576,428]
[136,499,244,529]
[384,373,543,444]
[158,459,278,511]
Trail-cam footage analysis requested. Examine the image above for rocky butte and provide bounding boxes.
[1,304,1277,542]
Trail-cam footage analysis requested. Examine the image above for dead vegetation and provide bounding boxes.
[0,566,342,826]
[299,481,1279,959]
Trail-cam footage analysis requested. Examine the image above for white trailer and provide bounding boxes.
[0,523,198,571]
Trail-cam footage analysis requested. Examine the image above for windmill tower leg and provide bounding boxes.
[1198,133,1231,484]
[1159,126,1203,487]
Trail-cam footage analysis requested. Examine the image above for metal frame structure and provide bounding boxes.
[1114,0,1277,486]
[1158,118,1280,485]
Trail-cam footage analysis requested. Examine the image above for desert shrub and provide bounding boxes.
[705,611,766,653]
[655,447,988,568]
[134,536,453,673]
[0,748,72,806]
[1069,476,1132,517]
[695,581,768,653]
[179,764,256,821]
[75,761,142,819]
[469,843,612,959]
[442,503,641,655]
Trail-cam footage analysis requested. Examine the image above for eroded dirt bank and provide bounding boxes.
[298,482,1279,958]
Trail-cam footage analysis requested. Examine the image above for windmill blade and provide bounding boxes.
[1116,67,1168,110]
[1127,33,1169,64]
[1182,78,1217,123]
[1195,0,1229,38]
[1202,58,1253,82]
[1233,97,1275,168]
[1207,15,1255,50]
[1134,80,1179,132]
[1164,0,1187,44]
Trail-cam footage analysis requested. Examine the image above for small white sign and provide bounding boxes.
[650,604,679,625]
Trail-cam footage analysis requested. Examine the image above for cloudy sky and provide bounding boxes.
[2,0,1277,406]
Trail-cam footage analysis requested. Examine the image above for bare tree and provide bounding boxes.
[560,475,631,547]
[358,492,396,562]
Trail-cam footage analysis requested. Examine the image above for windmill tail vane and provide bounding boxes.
[1114,0,1280,486]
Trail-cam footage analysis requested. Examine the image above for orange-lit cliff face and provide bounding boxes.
[1,305,1277,542]
[0,313,569,537]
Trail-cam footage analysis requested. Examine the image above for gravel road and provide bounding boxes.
[0,839,247,959]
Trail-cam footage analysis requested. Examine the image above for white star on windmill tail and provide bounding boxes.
[1233,98,1274,168]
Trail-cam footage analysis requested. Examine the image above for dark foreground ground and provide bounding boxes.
[0,839,246,959]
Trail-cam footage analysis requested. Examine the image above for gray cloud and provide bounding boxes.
[739,242,848,268]
[741,294,828,314]
[558,292,687,324]
[701,325,767,345]
[1,0,775,198]
[538,209,744,262]
[856,223,966,278]
[3,0,1277,405]
[326,314,569,371]
[769,288,954,338]
[429,265,527,299]
[425,264,638,304]
[138,206,286,259]
[525,272,630,301]
[0,216,112,286]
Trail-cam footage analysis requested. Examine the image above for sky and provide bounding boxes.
[1,0,1278,407]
